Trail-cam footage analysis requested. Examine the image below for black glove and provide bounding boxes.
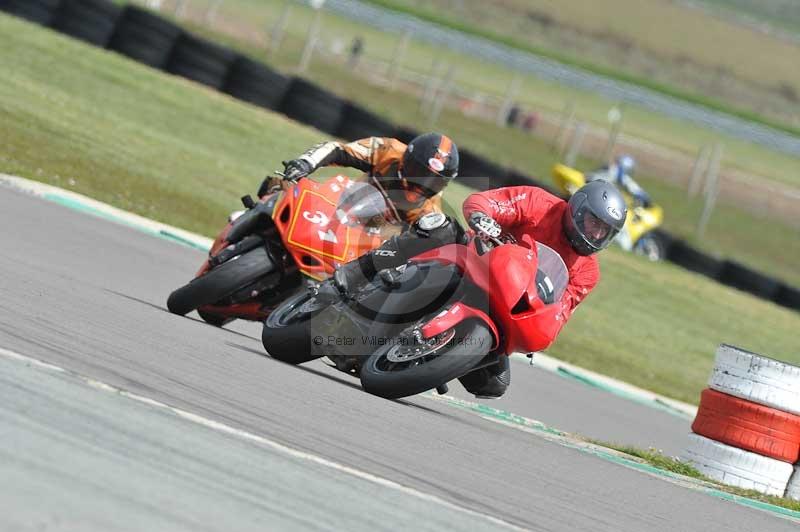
[468,211,502,239]
[282,158,313,181]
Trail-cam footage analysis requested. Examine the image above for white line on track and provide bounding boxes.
[0,346,525,532]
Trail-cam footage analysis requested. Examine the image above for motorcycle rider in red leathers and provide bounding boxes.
[327,181,628,399]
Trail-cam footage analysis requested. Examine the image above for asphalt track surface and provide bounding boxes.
[1,184,796,531]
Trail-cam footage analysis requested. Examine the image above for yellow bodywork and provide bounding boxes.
[551,164,663,248]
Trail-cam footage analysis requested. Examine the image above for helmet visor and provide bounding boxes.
[571,195,620,251]
[401,158,451,195]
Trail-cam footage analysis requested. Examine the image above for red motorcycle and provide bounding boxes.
[262,226,570,399]
[167,175,399,325]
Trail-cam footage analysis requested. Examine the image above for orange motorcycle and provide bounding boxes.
[167,175,400,326]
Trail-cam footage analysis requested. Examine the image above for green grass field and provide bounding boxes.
[1,13,798,405]
[363,0,800,131]
[148,0,800,192]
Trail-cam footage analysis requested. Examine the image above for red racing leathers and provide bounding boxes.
[462,186,600,323]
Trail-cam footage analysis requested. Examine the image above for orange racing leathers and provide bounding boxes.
[294,137,443,224]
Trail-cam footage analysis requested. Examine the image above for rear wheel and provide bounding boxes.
[360,320,492,399]
[167,246,274,316]
[262,290,327,364]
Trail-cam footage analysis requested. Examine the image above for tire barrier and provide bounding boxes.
[457,149,508,191]
[1,0,62,25]
[393,127,421,144]
[775,283,800,312]
[682,433,794,496]
[279,77,346,135]
[719,260,782,301]
[222,56,291,112]
[788,467,800,500]
[691,388,800,463]
[683,344,800,499]
[107,6,182,69]
[708,344,800,416]
[1,1,797,310]
[335,103,397,141]
[665,240,725,279]
[52,0,121,47]
[166,33,239,90]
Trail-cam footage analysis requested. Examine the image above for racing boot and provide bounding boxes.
[458,356,511,399]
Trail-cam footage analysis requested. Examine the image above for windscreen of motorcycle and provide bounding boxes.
[536,242,569,305]
[335,181,392,228]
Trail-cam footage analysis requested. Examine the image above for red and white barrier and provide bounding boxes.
[682,344,800,499]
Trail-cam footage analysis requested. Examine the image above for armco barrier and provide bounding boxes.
[166,33,239,90]
[457,148,508,190]
[222,56,291,112]
[52,0,121,47]
[3,0,62,25]
[719,260,782,301]
[0,1,797,312]
[336,103,397,141]
[107,6,182,69]
[280,77,346,135]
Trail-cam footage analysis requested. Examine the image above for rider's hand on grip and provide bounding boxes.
[281,159,313,181]
[468,211,502,239]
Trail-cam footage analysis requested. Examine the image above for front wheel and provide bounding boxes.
[167,246,274,316]
[262,290,327,364]
[360,320,492,399]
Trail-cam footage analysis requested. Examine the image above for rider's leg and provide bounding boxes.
[458,356,511,399]
[335,212,466,294]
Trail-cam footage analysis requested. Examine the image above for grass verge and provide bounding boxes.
[588,439,800,512]
[361,0,800,138]
[0,13,798,405]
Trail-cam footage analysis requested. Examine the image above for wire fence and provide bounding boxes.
[323,0,800,158]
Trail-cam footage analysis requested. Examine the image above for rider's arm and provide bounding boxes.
[296,137,400,175]
[561,258,599,319]
[462,186,552,230]
[618,174,651,205]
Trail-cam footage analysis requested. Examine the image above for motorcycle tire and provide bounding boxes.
[167,246,274,316]
[261,290,326,365]
[197,308,234,328]
[360,320,492,400]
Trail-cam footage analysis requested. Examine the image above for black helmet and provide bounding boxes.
[563,180,627,256]
[400,132,458,194]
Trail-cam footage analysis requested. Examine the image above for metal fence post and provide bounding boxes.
[429,64,457,128]
[387,30,411,89]
[697,142,724,239]
[419,58,444,114]
[603,105,624,161]
[553,100,575,155]
[298,5,324,73]
[204,0,224,26]
[687,145,711,199]
[174,0,190,18]
[269,2,293,56]
[496,75,522,127]
[564,122,587,167]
